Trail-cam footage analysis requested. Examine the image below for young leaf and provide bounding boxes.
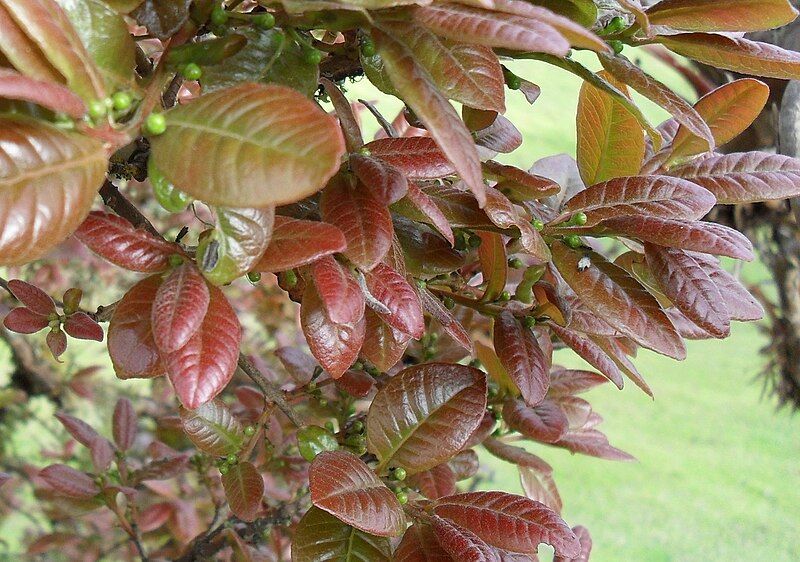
[403,183,456,245]
[39,464,98,498]
[418,286,474,352]
[301,281,366,379]
[363,137,456,180]
[361,309,411,372]
[163,284,242,409]
[408,463,458,499]
[179,399,244,457]
[0,3,62,84]
[309,450,406,537]
[432,491,580,558]
[553,428,635,461]
[364,263,425,339]
[553,525,592,562]
[685,252,764,321]
[478,232,508,303]
[202,206,275,285]
[0,117,106,266]
[310,256,366,326]
[320,173,394,271]
[551,242,686,359]
[152,264,210,353]
[474,114,524,154]
[350,153,409,206]
[547,369,609,397]
[6,280,56,315]
[321,77,364,152]
[429,514,501,562]
[291,507,392,562]
[393,523,455,562]
[503,398,569,444]
[107,276,164,380]
[149,83,345,207]
[3,308,49,334]
[645,0,798,32]
[222,461,264,522]
[132,0,190,39]
[366,363,487,474]
[254,216,346,273]
[0,68,86,117]
[63,312,104,342]
[493,312,549,406]
[132,454,190,483]
[112,398,137,451]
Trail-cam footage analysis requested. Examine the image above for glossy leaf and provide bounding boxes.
[292,507,392,562]
[645,0,798,32]
[547,369,609,397]
[54,412,113,471]
[222,461,264,522]
[6,280,56,315]
[478,232,508,302]
[63,312,104,342]
[403,183,456,245]
[0,2,62,84]
[180,399,244,457]
[364,263,425,339]
[3,308,49,334]
[150,83,345,207]
[552,242,686,359]
[112,398,136,451]
[409,463,457,499]
[432,491,580,558]
[163,284,242,409]
[310,255,366,325]
[429,514,501,562]
[309,451,405,537]
[152,264,210,353]
[202,206,275,285]
[360,309,411,372]
[320,77,363,152]
[350,153,409,206]
[688,252,764,321]
[0,117,106,266]
[553,526,592,562]
[503,399,569,444]
[418,285,473,351]
[108,276,164,380]
[553,428,635,461]
[364,137,455,180]
[366,363,487,474]
[493,312,549,406]
[393,523,454,562]
[255,216,346,273]
[0,68,85,117]
[132,0,189,39]
[40,464,98,498]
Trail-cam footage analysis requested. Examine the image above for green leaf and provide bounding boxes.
[0,116,106,265]
[291,507,392,562]
[149,83,345,208]
[180,399,245,457]
[645,0,798,32]
[527,0,597,27]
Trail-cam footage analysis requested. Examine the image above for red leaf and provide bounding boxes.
[548,324,625,389]
[320,173,393,271]
[554,428,635,462]
[394,523,455,562]
[474,115,523,154]
[138,502,174,533]
[554,525,592,562]
[449,449,480,481]
[418,286,473,352]
[63,312,103,342]
[364,137,456,180]
[547,369,609,397]
[493,312,550,406]
[46,328,67,359]
[254,215,346,273]
[360,309,411,372]
[404,183,456,245]
[503,399,569,444]
[301,281,365,379]
[691,253,763,321]
[310,450,406,537]
[39,464,98,498]
[0,68,86,117]
[133,454,191,483]
[351,153,409,205]
[152,264,210,353]
[433,491,580,558]
[429,514,501,562]
[180,399,244,456]
[54,413,113,471]
[321,77,363,152]
[74,212,178,273]
[334,369,375,398]
[364,263,425,339]
[310,255,365,325]
[483,161,560,201]
[275,346,318,385]
[6,279,55,315]
[483,438,561,513]
[163,284,242,409]
[3,308,49,334]
[222,461,264,522]
[107,276,164,380]
[478,232,508,303]
[408,463,457,499]
[112,398,137,451]
[645,0,798,32]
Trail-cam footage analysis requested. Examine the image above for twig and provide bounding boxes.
[358,98,397,138]
[237,355,304,427]
[98,180,161,238]
[162,73,184,109]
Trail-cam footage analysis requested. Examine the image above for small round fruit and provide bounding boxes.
[297,425,339,462]
[443,296,455,310]
[88,99,107,119]
[304,49,323,65]
[609,39,624,54]
[182,62,203,80]
[253,12,275,30]
[111,91,133,111]
[395,490,409,505]
[219,464,229,475]
[564,234,582,249]
[573,212,588,226]
[226,453,238,465]
[392,467,407,481]
[360,38,376,57]
[144,113,167,136]
[324,420,335,433]
[523,316,536,329]
[508,257,524,269]
[499,291,512,302]
[531,218,545,231]
[605,15,627,34]
[468,234,482,249]
[283,270,298,289]
[505,73,521,90]
[168,254,184,267]
[244,425,256,436]
[351,420,364,433]
[247,271,262,283]
[210,5,228,26]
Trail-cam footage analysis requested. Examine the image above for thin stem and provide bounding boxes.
[358,99,397,138]
[237,355,304,427]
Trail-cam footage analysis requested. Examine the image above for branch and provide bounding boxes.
[98,180,161,238]
[237,354,304,427]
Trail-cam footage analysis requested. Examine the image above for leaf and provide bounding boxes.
[112,398,137,451]
[222,461,264,522]
[350,153,409,206]
[364,263,425,339]
[553,525,592,562]
[593,216,755,261]
[474,114,523,154]
[203,206,275,285]
[373,27,485,206]
[645,0,798,32]
[381,20,505,113]
[366,363,487,474]
[152,264,210,353]
[133,454,190,483]
[417,285,473,351]
[553,428,635,461]
[0,117,106,266]
[40,464,98,498]
[254,216,346,273]
[668,152,800,204]
[0,68,85,117]
[503,399,568,444]
[588,335,653,397]
[493,312,549,406]
[321,78,363,153]
[74,211,178,273]
[361,310,411,372]
[309,450,405,537]
[547,368,609,397]
[429,515,501,562]
[432,491,580,558]
[657,33,800,80]
[560,175,716,227]
[364,137,455,180]
[107,276,164,380]
[150,83,345,208]
[132,0,190,39]
[483,161,559,201]
[335,370,375,398]
[0,2,62,84]
[393,523,454,562]
[163,284,242,409]
[412,3,570,56]
[310,256,366,325]
[291,507,392,562]
[63,312,104,341]
[180,399,244,457]
[320,174,393,271]
[598,53,714,151]
[408,463,457,499]
[54,412,113,472]
[276,346,319,385]
[403,183,456,245]
[691,253,763,321]
[668,79,770,162]
[576,70,645,185]
[484,187,550,263]
[301,281,365,379]
[5,280,55,315]
[3,308,49,334]
[551,242,686,359]
[478,232,508,303]
[644,244,730,338]
[0,0,105,100]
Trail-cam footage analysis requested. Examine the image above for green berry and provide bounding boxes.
[468,234,482,249]
[564,235,582,249]
[150,159,192,212]
[244,425,256,436]
[346,403,356,417]
[182,62,202,81]
[508,257,524,269]
[308,381,317,391]
[169,254,184,267]
[609,39,624,55]
[253,12,275,30]
[111,91,133,111]
[324,420,336,432]
[523,316,536,329]
[88,99,107,120]
[531,218,545,231]
[352,361,364,371]
[318,398,328,407]
[358,146,372,156]
[210,5,228,26]
[247,271,262,283]
[283,269,298,289]
[304,49,324,65]
[443,296,456,310]
[415,279,427,290]
[352,420,364,433]
[395,490,409,505]
[605,15,627,35]
[499,291,511,302]
[392,467,407,481]
[297,425,339,462]
[360,37,376,57]
[573,212,588,226]
[144,113,167,136]
[219,464,229,475]
[226,453,238,465]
